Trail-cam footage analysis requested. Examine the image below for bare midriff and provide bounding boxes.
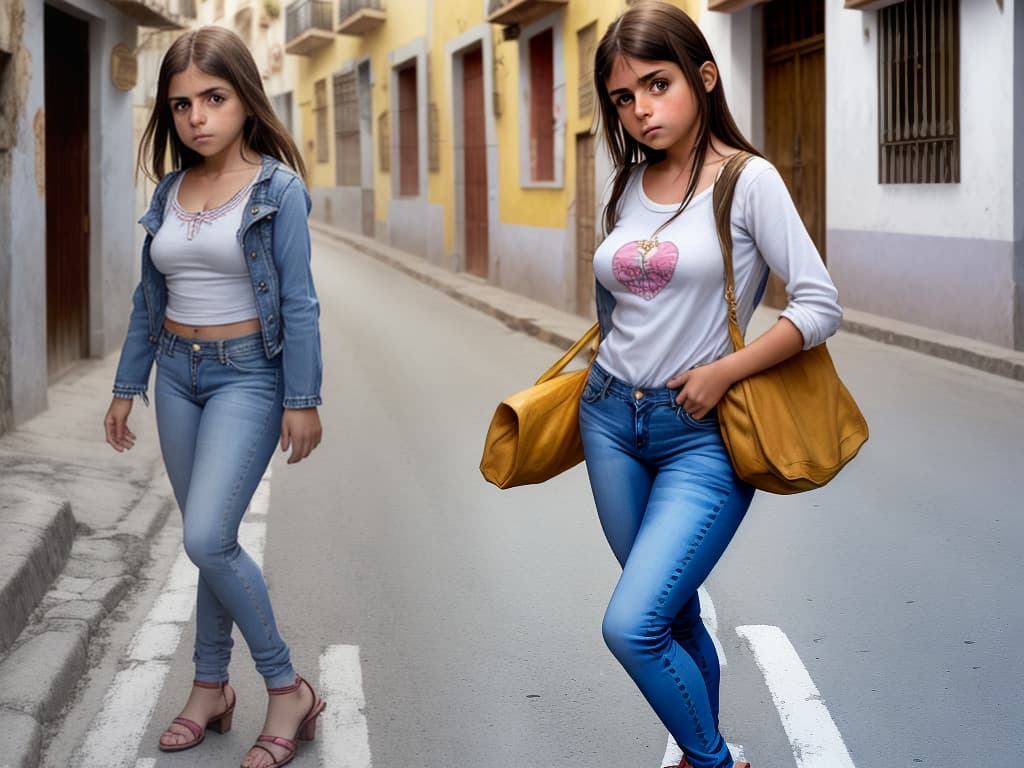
[163,317,262,340]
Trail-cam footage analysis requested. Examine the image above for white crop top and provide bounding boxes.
[594,156,841,388]
[150,171,260,325]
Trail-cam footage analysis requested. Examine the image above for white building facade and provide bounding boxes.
[701,0,1023,351]
[0,0,188,434]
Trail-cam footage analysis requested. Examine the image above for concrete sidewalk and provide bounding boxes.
[1,219,1023,768]
[0,354,173,767]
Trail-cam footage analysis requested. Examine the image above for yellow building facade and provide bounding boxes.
[284,0,698,316]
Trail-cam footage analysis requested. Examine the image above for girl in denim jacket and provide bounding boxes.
[104,27,325,768]
[582,3,840,767]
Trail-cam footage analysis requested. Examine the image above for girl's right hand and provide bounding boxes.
[104,397,137,452]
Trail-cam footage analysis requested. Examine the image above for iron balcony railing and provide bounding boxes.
[338,0,382,17]
[286,0,332,42]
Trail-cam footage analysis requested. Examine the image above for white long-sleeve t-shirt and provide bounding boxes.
[593,155,841,388]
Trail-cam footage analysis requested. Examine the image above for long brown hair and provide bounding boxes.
[138,26,305,181]
[594,0,760,235]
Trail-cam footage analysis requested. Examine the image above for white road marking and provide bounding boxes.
[319,645,373,768]
[737,625,856,768]
[75,470,273,768]
[699,585,728,667]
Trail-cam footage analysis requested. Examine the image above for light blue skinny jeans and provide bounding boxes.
[578,362,754,768]
[154,330,295,688]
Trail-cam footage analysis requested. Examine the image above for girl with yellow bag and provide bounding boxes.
[579,3,842,767]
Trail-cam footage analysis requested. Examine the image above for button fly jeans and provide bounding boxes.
[154,330,295,688]
[578,362,754,768]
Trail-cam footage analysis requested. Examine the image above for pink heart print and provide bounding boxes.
[612,238,679,300]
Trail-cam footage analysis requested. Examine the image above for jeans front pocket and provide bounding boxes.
[676,405,720,431]
[224,347,276,373]
[581,368,608,404]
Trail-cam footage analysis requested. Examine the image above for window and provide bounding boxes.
[428,102,440,174]
[378,110,390,173]
[577,23,597,122]
[878,0,960,183]
[0,49,14,150]
[334,71,360,186]
[270,91,294,140]
[397,65,419,196]
[314,78,329,164]
[528,28,554,182]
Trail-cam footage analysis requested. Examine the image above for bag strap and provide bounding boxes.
[712,151,756,352]
[535,322,600,385]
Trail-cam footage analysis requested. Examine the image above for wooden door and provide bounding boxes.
[45,5,90,379]
[462,48,488,278]
[398,66,418,197]
[763,0,825,308]
[575,132,596,317]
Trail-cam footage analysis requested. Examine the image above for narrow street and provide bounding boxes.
[40,232,1024,768]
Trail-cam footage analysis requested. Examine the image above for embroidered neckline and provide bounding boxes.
[172,170,258,240]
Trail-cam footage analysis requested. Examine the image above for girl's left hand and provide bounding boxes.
[668,361,734,421]
[280,407,322,464]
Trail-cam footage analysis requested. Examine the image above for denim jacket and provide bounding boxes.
[112,155,322,409]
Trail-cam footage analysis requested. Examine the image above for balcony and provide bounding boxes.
[486,0,567,28]
[336,0,385,36]
[105,0,187,29]
[285,0,334,56]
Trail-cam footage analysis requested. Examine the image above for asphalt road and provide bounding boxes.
[42,233,1024,768]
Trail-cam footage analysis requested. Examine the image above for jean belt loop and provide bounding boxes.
[164,330,177,358]
[217,339,228,365]
[598,369,613,400]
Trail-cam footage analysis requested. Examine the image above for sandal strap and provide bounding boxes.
[257,734,297,752]
[266,676,302,695]
[247,743,280,762]
[193,679,227,690]
[169,717,204,740]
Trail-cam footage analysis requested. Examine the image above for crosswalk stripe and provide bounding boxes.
[74,470,272,767]
[737,624,856,768]
[318,644,373,768]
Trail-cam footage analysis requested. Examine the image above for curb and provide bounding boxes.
[311,221,1024,382]
[0,467,174,768]
[0,495,76,656]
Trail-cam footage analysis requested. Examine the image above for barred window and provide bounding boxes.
[878,0,960,183]
[333,71,360,186]
[314,78,329,165]
[378,111,390,173]
[428,102,440,174]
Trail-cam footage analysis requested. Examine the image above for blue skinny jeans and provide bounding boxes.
[578,362,754,768]
[154,330,295,688]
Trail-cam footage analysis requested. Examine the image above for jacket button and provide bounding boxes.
[250,206,259,215]
[250,250,257,260]
[266,214,273,221]
[267,314,274,323]
[258,281,266,290]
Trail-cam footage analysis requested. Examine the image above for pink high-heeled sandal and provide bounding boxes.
[241,675,326,768]
[158,679,235,753]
